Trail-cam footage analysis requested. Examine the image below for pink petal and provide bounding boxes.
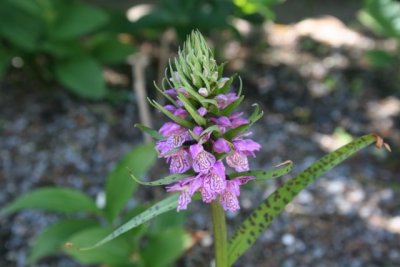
[193,126,203,136]
[168,149,192,174]
[233,139,261,157]
[226,151,249,172]
[231,118,249,128]
[190,144,216,173]
[173,108,188,118]
[215,92,239,109]
[202,161,226,194]
[177,190,191,211]
[164,105,176,113]
[165,89,178,98]
[213,138,231,153]
[201,186,217,203]
[220,189,240,211]
[197,107,207,116]
[159,122,182,137]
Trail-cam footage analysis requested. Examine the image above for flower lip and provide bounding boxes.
[167,149,192,174]
[190,144,216,173]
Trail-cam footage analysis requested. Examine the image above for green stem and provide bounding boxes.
[210,200,228,267]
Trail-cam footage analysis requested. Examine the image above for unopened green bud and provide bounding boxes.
[167,30,223,100]
[198,87,209,97]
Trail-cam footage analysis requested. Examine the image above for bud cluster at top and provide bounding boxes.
[149,31,263,212]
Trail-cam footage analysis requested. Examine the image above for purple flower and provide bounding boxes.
[193,126,203,136]
[220,176,254,211]
[165,87,189,98]
[166,176,202,211]
[229,112,249,128]
[165,89,177,98]
[189,143,216,173]
[200,161,226,203]
[220,180,240,211]
[210,116,232,133]
[197,107,207,116]
[232,138,261,157]
[166,149,192,174]
[191,126,211,144]
[143,33,267,213]
[155,122,190,156]
[215,92,239,109]
[210,113,249,133]
[213,138,231,153]
[226,151,249,172]
[226,138,261,172]
[164,105,188,118]
[159,122,183,136]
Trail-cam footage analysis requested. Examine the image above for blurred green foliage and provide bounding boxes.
[131,0,282,40]
[0,0,283,99]
[359,0,400,70]
[0,0,135,99]
[0,143,191,266]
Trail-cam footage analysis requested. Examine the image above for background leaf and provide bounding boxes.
[82,193,180,250]
[366,49,395,68]
[0,46,11,78]
[29,219,98,263]
[142,227,192,267]
[0,187,100,216]
[228,134,379,265]
[64,227,132,265]
[50,2,109,40]
[0,0,44,51]
[359,0,400,38]
[103,142,157,222]
[89,33,135,64]
[55,56,107,99]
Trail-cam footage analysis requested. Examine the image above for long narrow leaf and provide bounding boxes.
[103,143,157,222]
[134,124,164,140]
[130,171,194,186]
[228,134,382,265]
[0,187,100,216]
[230,161,293,180]
[177,93,206,126]
[29,219,97,263]
[154,81,178,107]
[149,99,194,128]
[80,194,180,250]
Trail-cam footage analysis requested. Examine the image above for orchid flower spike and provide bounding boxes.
[144,31,263,212]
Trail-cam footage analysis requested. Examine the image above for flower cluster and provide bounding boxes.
[146,32,262,212]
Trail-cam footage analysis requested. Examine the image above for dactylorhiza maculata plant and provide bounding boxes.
[154,68,260,211]
[81,31,390,267]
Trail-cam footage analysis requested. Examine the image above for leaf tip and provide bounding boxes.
[372,134,391,152]
[274,160,293,168]
[63,242,74,250]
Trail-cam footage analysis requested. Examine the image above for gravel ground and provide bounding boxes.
[1,22,399,267]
